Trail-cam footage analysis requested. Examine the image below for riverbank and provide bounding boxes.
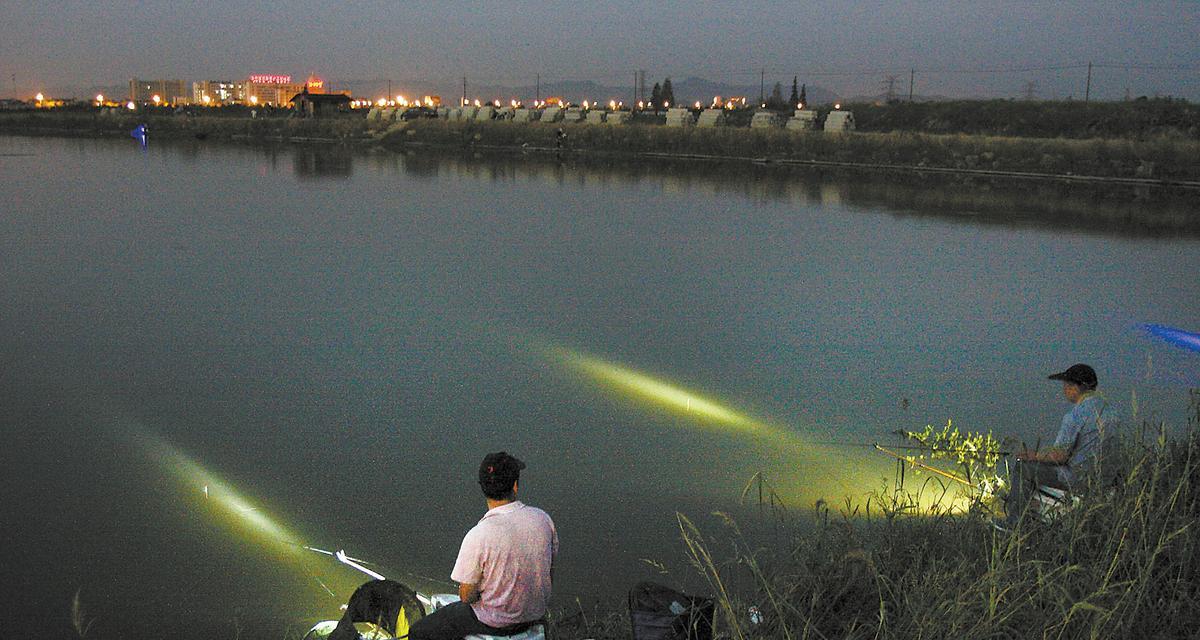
[4,109,1200,187]
[556,396,1200,640]
[382,119,1200,186]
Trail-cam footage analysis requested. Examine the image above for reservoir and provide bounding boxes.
[1,135,1197,637]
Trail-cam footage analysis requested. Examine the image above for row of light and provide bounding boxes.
[40,92,841,113]
[352,95,439,109]
[431,96,838,112]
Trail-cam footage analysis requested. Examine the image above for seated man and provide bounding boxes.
[1004,363,1116,525]
[409,452,558,640]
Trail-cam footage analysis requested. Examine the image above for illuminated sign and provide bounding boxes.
[249,74,292,84]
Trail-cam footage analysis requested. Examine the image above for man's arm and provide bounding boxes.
[459,582,480,604]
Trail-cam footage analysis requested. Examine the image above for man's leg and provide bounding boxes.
[408,602,497,640]
[1004,461,1068,526]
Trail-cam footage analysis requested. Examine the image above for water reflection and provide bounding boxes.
[380,147,1200,239]
[292,147,353,180]
[137,140,1197,237]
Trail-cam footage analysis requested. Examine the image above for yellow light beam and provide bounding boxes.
[548,346,977,512]
[137,429,303,551]
[552,347,779,438]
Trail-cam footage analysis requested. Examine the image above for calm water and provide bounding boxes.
[2,136,1198,637]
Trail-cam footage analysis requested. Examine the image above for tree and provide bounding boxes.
[650,82,662,110]
[799,83,807,108]
[661,77,675,107]
[789,76,800,106]
[767,81,786,110]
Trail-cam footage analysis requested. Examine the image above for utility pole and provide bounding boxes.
[759,68,765,105]
[1084,61,1093,103]
[633,71,637,105]
[387,79,392,100]
[536,73,540,103]
[462,76,467,105]
[908,68,915,101]
[882,75,898,102]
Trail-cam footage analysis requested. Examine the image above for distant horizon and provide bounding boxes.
[3,2,1197,102]
[19,68,1197,108]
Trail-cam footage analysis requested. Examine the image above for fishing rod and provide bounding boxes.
[297,543,451,607]
[806,438,1013,457]
[873,443,975,487]
[302,545,387,581]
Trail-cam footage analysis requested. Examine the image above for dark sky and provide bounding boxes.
[3,1,1198,100]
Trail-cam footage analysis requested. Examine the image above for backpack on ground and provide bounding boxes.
[628,581,714,640]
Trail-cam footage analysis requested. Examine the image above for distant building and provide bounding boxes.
[289,90,351,117]
[303,74,328,95]
[193,80,244,105]
[244,74,306,106]
[129,79,188,105]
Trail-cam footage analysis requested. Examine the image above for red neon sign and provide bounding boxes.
[249,74,292,84]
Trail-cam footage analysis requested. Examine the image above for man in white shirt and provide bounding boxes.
[410,452,558,640]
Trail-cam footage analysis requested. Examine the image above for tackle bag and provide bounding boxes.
[628,581,714,640]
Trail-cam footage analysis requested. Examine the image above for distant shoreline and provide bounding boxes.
[3,109,1200,189]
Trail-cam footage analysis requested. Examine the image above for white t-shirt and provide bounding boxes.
[451,501,558,628]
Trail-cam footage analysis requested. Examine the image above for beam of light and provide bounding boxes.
[136,429,304,551]
[552,347,777,438]
[1141,323,1200,354]
[548,345,980,514]
[115,422,457,613]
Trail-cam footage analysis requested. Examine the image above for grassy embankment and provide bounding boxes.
[0,108,371,142]
[3,99,1199,182]
[383,118,1200,183]
[553,394,1200,640]
[848,98,1200,140]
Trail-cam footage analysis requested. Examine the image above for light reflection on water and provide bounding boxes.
[1,136,1197,637]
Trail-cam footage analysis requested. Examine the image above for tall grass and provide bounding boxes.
[675,392,1200,640]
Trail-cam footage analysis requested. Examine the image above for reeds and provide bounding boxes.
[71,589,94,638]
[675,393,1200,640]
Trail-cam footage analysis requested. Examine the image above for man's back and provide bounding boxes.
[452,501,557,627]
[1054,392,1116,483]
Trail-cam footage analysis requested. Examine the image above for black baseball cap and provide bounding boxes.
[1048,363,1098,389]
[478,451,525,490]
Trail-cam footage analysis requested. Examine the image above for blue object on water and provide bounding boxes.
[1141,323,1200,353]
[131,124,147,147]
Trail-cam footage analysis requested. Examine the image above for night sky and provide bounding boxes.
[2,2,1199,101]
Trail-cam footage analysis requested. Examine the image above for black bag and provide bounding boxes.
[628,581,714,640]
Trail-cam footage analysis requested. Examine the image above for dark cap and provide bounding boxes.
[478,451,525,490]
[1048,363,1098,389]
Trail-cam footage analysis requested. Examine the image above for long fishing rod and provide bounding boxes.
[874,444,975,487]
[806,438,1013,457]
[297,543,449,607]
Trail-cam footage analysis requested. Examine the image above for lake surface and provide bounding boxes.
[2,135,1197,637]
